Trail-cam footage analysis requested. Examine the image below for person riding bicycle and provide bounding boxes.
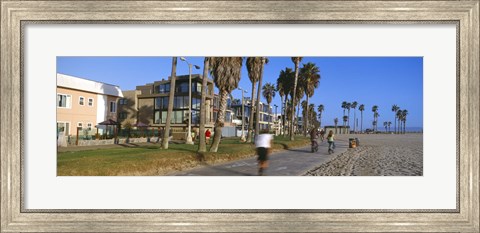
[310,128,319,152]
[319,128,325,142]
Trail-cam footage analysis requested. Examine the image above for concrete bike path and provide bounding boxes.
[170,140,349,176]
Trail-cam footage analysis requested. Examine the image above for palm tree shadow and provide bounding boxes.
[193,152,254,176]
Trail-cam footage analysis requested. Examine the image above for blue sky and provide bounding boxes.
[57,57,423,128]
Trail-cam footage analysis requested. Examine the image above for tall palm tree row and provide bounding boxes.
[351,101,358,132]
[317,104,324,128]
[162,57,178,149]
[383,121,388,132]
[346,102,351,131]
[301,100,308,134]
[276,68,295,137]
[359,104,365,133]
[402,109,408,134]
[343,115,348,134]
[262,82,276,131]
[208,57,243,152]
[246,57,263,143]
[396,109,403,134]
[290,57,303,141]
[391,104,400,134]
[299,62,321,136]
[197,57,210,152]
[387,121,392,133]
[255,57,268,138]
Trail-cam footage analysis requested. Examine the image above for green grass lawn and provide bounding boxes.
[57,136,310,176]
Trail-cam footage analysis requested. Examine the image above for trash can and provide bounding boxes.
[349,138,357,148]
[355,137,360,146]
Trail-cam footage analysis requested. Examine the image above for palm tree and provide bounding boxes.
[317,104,324,128]
[197,57,210,152]
[334,117,338,134]
[208,57,243,152]
[396,109,403,134]
[246,57,263,143]
[343,115,348,134]
[402,109,408,134]
[262,82,276,131]
[308,104,316,128]
[387,121,392,133]
[341,101,348,120]
[346,102,352,132]
[371,105,378,132]
[290,57,303,141]
[299,62,321,136]
[392,104,400,134]
[384,121,388,132]
[276,68,294,137]
[255,58,268,137]
[374,112,380,132]
[301,100,308,134]
[359,104,365,133]
[351,101,358,133]
[162,57,178,149]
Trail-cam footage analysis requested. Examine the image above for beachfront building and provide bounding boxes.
[117,74,216,139]
[324,125,350,134]
[230,99,274,133]
[56,73,124,137]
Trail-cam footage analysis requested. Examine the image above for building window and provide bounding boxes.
[77,122,83,128]
[119,112,127,120]
[119,98,128,105]
[110,101,116,113]
[88,98,94,107]
[156,84,170,94]
[57,94,71,108]
[87,122,92,130]
[79,96,85,105]
[177,82,189,93]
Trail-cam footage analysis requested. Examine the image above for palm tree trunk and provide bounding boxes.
[281,95,285,136]
[394,116,397,134]
[290,62,299,141]
[246,81,256,143]
[360,112,363,132]
[267,103,271,131]
[209,90,228,152]
[162,57,177,149]
[304,95,309,137]
[353,110,356,133]
[197,58,209,152]
[255,59,265,138]
[347,109,351,131]
[296,102,300,134]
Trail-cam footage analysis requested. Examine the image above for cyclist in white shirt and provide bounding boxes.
[255,130,273,176]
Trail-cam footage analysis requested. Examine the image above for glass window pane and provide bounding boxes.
[161,111,167,123]
[155,111,160,124]
[155,97,161,110]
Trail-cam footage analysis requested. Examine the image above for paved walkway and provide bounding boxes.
[170,140,349,176]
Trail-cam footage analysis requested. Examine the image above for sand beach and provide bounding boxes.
[305,133,423,176]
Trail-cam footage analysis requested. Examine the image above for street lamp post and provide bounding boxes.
[180,57,200,145]
[238,87,247,142]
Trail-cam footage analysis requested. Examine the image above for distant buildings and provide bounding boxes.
[57,73,277,140]
[56,73,123,136]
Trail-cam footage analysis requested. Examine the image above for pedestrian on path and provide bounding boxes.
[205,129,211,144]
[327,130,335,153]
[255,129,273,176]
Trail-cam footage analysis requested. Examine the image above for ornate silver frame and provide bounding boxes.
[1,1,479,232]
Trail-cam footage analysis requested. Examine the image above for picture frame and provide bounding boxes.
[1,0,478,232]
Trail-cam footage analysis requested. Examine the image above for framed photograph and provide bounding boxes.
[1,0,478,232]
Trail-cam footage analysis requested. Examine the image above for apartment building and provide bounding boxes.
[230,99,273,131]
[117,74,217,139]
[56,73,123,136]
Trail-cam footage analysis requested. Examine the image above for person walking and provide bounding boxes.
[327,130,335,154]
[255,129,273,176]
[205,129,211,144]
